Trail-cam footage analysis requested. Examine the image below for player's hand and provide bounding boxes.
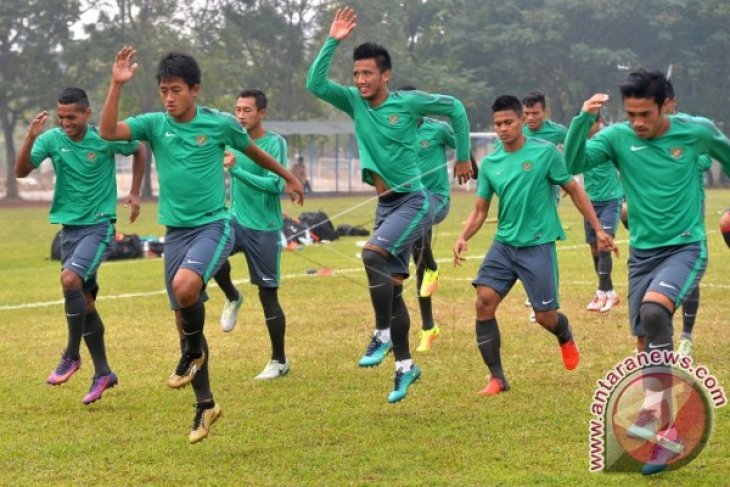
[112,46,138,85]
[453,161,472,184]
[286,178,305,205]
[453,238,468,266]
[330,7,357,41]
[27,111,49,139]
[596,229,619,257]
[223,151,236,169]
[125,193,141,223]
[582,93,609,115]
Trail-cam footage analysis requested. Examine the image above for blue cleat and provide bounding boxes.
[387,365,421,403]
[358,334,392,367]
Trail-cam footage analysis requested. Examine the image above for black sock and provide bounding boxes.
[549,313,574,345]
[476,319,505,381]
[597,251,613,291]
[191,335,212,402]
[83,310,111,376]
[259,287,286,363]
[362,249,394,330]
[390,285,411,361]
[63,288,86,360]
[722,226,730,248]
[418,230,437,270]
[640,302,673,351]
[180,301,206,357]
[682,286,699,337]
[197,398,215,410]
[415,262,434,331]
[592,254,599,274]
[213,260,240,303]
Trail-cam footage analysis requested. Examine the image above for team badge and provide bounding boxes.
[196,135,208,146]
[388,114,399,124]
[522,161,533,171]
[86,152,96,162]
[670,147,684,159]
[420,140,430,149]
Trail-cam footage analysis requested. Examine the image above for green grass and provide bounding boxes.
[1,190,729,486]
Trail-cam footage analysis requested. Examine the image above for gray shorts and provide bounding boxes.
[368,190,434,277]
[60,221,115,295]
[584,198,621,244]
[230,219,281,288]
[628,242,707,336]
[430,192,450,225]
[472,240,560,311]
[164,219,235,310]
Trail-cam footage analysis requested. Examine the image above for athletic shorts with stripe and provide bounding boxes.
[430,192,450,225]
[60,221,115,297]
[164,219,235,310]
[472,241,560,311]
[229,218,281,288]
[367,190,434,277]
[584,198,621,244]
[627,241,707,337]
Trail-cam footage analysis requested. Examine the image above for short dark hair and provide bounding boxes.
[399,85,417,91]
[156,52,201,88]
[353,42,392,72]
[619,69,669,109]
[238,89,267,110]
[522,91,546,109]
[492,95,523,116]
[58,87,89,110]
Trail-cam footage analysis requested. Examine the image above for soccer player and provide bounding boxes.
[306,7,472,403]
[398,85,455,353]
[564,70,730,475]
[100,47,304,443]
[453,95,615,397]
[15,87,146,405]
[213,89,290,380]
[577,113,623,312]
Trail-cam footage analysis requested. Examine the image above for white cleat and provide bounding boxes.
[220,294,243,332]
[255,360,290,380]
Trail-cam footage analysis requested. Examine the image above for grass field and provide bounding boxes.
[1,190,729,486]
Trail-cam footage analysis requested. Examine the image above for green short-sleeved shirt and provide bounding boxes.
[565,111,730,249]
[477,138,572,247]
[582,160,623,202]
[523,120,567,145]
[228,130,287,231]
[306,37,470,193]
[125,106,250,227]
[417,118,455,196]
[30,126,138,225]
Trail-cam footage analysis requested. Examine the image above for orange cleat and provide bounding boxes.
[478,376,509,397]
[560,340,580,370]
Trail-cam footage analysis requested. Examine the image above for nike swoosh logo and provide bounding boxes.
[71,262,83,268]
[165,131,177,137]
[602,225,613,230]
[61,147,72,152]
[376,236,390,242]
[648,342,672,349]
[261,277,273,281]
[185,259,203,265]
[541,299,554,305]
[630,145,647,151]
[658,281,678,291]
[495,170,504,176]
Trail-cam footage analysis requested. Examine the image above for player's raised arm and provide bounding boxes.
[454,198,490,266]
[100,46,136,141]
[564,93,613,175]
[15,110,49,178]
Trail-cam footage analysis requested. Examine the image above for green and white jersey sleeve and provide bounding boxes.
[523,120,567,145]
[229,130,287,231]
[476,138,571,247]
[417,118,455,197]
[565,110,730,249]
[30,126,137,225]
[306,37,470,193]
[126,107,250,227]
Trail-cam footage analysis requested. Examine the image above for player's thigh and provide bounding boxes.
[514,242,560,312]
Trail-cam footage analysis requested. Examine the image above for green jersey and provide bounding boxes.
[30,126,138,225]
[306,37,470,193]
[417,118,456,196]
[228,130,287,231]
[674,113,715,200]
[126,106,251,227]
[582,160,623,202]
[565,111,730,249]
[523,120,567,145]
[477,138,572,247]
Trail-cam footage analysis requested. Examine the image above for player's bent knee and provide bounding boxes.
[534,310,558,328]
[60,269,82,290]
[639,301,672,342]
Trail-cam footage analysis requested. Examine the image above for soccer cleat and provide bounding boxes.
[586,291,607,311]
[560,340,580,370]
[255,360,290,380]
[168,351,207,389]
[387,365,421,403]
[416,326,441,353]
[677,337,692,357]
[599,291,620,313]
[641,426,684,476]
[358,334,392,367]
[419,267,440,297]
[47,354,81,385]
[83,372,118,405]
[189,403,222,444]
[478,376,510,397]
[220,294,243,332]
[626,408,658,441]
